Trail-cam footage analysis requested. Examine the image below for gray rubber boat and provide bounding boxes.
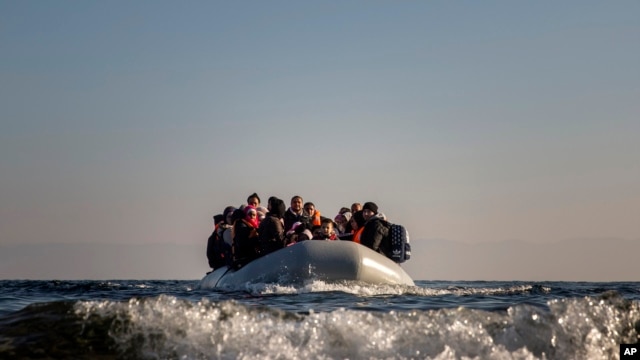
[198,240,415,289]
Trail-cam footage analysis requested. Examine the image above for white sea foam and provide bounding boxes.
[229,279,551,298]
[73,292,639,359]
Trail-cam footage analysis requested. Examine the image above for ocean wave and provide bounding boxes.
[2,292,637,359]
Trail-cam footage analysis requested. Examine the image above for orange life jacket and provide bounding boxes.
[352,227,364,244]
[310,211,322,226]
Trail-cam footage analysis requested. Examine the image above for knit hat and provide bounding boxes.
[362,202,378,214]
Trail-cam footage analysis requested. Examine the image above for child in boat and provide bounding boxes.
[316,218,338,240]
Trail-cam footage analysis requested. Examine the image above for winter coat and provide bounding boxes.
[360,215,390,255]
[258,215,285,255]
[232,220,260,268]
[206,224,233,269]
[283,209,310,232]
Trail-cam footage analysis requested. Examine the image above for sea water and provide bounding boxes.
[0,280,639,359]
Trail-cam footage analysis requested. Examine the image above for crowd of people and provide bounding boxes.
[206,193,393,270]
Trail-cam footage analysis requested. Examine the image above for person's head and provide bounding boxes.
[256,206,268,221]
[298,229,313,241]
[244,205,259,226]
[311,225,324,240]
[247,193,261,207]
[362,202,378,221]
[213,214,224,225]
[351,210,366,230]
[290,195,303,212]
[245,205,258,219]
[339,207,350,215]
[351,202,362,213]
[334,211,351,231]
[289,222,310,241]
[231,208,245,224]
[321,218,334,236]
[223,206,237,224]
[270,198,286,219]
[267,196,278,211]
[304,202,316,217]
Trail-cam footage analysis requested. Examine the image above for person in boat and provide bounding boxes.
[266,196,279,211]
[299,228,313,241]
[359,202,390,255]
[219,206,239,251]
[246,192,261,208]
[351,202,362,214]
[317,218,338,240]
[284,231,296,245]
[206,205,238,269]
[232,205,261,269]
[284,195,309,232]
[285,221,311,245]
[311,225,325,240]
[349,210,366,243]
[286,221,302,236]
[303,202,329,228]
[256,206,268,222]
[334,211,352,239]
[258,197,286,255]
[206,213,226,269]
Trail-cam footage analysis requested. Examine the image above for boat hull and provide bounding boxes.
[198,240,415,289]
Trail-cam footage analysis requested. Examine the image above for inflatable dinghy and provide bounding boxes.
[198,240,415,289]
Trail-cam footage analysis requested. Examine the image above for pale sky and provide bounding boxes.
[1,0,638,263]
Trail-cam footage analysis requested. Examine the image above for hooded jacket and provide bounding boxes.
[360,213,390,255]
